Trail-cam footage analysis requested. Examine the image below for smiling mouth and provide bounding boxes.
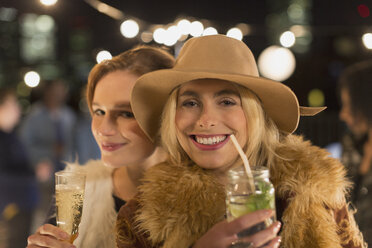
[190,135,228,145]
[101,142,126,152]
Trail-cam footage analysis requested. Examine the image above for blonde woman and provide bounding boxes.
[116,35,366,248]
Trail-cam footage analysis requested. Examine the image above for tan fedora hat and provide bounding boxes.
[131,34,325,141]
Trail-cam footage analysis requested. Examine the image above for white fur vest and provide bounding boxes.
[65,160,117,248]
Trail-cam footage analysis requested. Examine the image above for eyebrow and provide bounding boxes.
[179,89,240,98]
[92,102,132,108]
[214,89,240,98]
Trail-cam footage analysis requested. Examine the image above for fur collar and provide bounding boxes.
[65,160,117,248]
[136,135,365,248]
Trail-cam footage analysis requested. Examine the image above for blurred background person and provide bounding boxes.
[0,87,39,248]
[338,60,372,245]
[19,79,76,229]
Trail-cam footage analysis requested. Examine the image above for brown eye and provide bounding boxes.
[182,100,199,107]
[119,111,134,118]
[93,109,105,116]
[220,98,236,106]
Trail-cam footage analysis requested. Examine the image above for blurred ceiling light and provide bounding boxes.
[290,25,306,37]
[203,27,218,36]
[257,46,296,81]
[164,25,181,46]
[30,35,48,50]
[362,33,372,49]
[308,88,325,107]
[120,20,139,38]
[236,23,251,36]
[177,19,191,35]
[153,28,166,44]
[0,7,17,22]
[358,4,370,18]
[35,15,55,33]
[40,0,58,6]
[24,71,40,88]
[84,0,124,20]
[96,50,112,63]
[17,82,31,97]
[226,27,243,40]
[287,3,304,23]
[280,31,296,48]
[141,31,153,43]
[190,21,204,37]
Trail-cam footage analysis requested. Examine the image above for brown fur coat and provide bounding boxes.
[117,135,366,248]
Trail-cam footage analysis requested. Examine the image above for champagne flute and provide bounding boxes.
[55,171,86,243]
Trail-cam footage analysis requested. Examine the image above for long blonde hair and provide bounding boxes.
[160,81,281,168]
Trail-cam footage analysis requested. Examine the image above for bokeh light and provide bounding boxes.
[236,23,251,36]
[153,28,166,44]
[141,31,153,43]
[120,20,139,38]
[308,88,325,107]
[257,46,296,81]
[177,19,191,35]
[362,33,372,49]
[226,27,243,40]
[203,27,218,36]
[17,82,31,97]
[358,4,370,18]
[280,31,296,48]
[40,0,58,6]
[96,50,112,63]
[287,3,305,23]
[35,15,55,33]
[164,25,181,46]
[24,71,40,88]
[189,21,204,37]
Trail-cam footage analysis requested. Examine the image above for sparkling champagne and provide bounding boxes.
[55,184,84,243]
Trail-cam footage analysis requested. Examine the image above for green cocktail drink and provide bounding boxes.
[226,166,276,237]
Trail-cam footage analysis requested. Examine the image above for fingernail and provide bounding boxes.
[273,221,282,232]
[273,236,282,248]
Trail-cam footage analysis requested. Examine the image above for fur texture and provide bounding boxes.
[271,135,365,248]
[65,160,117,248]
[127,135,366,248]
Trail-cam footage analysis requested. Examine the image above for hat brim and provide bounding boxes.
[131,69,300,141]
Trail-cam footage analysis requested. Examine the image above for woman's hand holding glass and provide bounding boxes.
[27,224,76,248]
[192,209,281,248]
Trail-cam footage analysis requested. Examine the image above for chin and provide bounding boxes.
[193,158,231,171]
[101,157,124,168]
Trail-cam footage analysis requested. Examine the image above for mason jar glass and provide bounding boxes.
[226,166,276,237]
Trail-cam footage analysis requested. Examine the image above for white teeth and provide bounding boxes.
[195,135,227,145]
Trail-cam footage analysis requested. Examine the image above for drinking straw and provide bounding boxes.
[230,134,255,191]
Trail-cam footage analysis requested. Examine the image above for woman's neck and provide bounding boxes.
[112,147,167,201]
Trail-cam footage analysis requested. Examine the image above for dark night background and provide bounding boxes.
[1,0,372,146]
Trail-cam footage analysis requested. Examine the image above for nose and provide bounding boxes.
[339,105,349,123]
[96,114,117,136]
[196,105,217,129]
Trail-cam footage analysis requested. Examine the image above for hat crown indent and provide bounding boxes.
[175,35,259,77]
